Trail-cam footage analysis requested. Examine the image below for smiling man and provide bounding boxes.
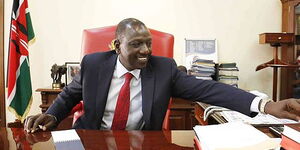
[25,18,300,133]
[116,19,152,70]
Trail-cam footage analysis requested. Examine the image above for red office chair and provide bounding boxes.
[71,25,174,130]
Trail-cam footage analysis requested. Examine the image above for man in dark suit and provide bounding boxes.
[25,18,300,132]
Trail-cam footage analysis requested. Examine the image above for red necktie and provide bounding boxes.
[111,73,133,130]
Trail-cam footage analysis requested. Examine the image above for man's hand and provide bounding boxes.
[25,130,52,144]
[264,98,300,121]
[24,114,57,133]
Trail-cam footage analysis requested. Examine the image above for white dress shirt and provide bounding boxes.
[101,57,143,130]
[100,57,261,130]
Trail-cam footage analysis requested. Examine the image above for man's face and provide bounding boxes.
[118,25,152,71]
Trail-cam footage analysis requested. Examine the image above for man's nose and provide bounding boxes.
[140,44,151,54]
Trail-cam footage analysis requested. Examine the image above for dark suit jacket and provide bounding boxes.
[46,51,256,130]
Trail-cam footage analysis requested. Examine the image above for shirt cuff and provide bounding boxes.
[250,97,261,113]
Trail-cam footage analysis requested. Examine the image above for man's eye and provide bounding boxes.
[131,42,141,48]
[147,42,152,47]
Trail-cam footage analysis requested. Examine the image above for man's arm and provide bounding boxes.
[45,73,83,123]
[24,73,83,133]
[169,59,256,116]
[25,57,86,133]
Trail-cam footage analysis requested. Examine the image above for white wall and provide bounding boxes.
[4,0,282,122]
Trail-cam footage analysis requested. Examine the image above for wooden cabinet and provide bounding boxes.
[36,88,197,130]
[169,98,197,130]
[259,33,294,45]
[280,0,300,99]
[257,33,298,101]
[36,88,62,113]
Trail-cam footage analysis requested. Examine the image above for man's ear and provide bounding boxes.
[114,40,121,54]
[114,40,120,49]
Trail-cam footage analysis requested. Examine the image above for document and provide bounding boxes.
[220,111,298,125]
[51,129,85,150]
[193,122,281,150]
[201,102,297,125]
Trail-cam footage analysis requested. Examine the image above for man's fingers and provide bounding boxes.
[31,115,45,133]
[288,99,300,113]
[43,119,56,131]
[281,111,300,122]
[24,117,30,131]
[25,115,38,133]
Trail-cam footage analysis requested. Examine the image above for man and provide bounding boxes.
[25,18,300,133]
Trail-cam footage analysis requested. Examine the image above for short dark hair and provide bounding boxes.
[115,18,146,39]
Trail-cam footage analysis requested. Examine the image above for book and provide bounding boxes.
[218,70,238,76]
[51,129,85,150]
[218,63,239,87]
[281,134,300,150]
[193,122,281,150]
[194,136,202,150]
[280,124,300,149]
[219,67,239,71]
[219,63,237,68]
[189,58,216,80]
[283,124,300,143]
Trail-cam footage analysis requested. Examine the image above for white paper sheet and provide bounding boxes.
[51,129,80,143]
[193,122,281,150]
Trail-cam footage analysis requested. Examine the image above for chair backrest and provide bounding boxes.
[72,25,174,130]
[81,26,174,58]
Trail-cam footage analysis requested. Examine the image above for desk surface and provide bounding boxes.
[0,127,195,150]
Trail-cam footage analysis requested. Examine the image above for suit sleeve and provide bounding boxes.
[45,57,86,123]
[170,59,257,116]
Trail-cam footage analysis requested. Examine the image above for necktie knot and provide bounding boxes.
[125,73,133,82]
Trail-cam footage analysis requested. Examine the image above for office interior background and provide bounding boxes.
[3,0,281,123]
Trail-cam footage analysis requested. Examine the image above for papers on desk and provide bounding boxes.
[220,110,298,125]
[202,103,297,125]
[203,105,230,121]
[51,129,85,150]
[193,122,281,150]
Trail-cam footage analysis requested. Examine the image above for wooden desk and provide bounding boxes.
[0,127,195,150]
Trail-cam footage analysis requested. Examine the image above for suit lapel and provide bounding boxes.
[95,54,117,126]
[141,62,155,129]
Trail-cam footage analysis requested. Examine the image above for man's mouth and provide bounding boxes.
[138,56,148,62]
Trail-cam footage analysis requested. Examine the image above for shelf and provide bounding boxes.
[264,64,300,68]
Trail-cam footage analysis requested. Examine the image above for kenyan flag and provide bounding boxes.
[7,0,35,122]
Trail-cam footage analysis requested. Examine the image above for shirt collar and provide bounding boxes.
[116,56,140,79]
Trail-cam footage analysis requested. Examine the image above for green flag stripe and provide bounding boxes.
[26,12,35,43]
[9,59,32,116]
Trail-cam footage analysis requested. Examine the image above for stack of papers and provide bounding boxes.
[221,111,298,125]
[201,102,297,125]
[51,129,85,150]
[193,122,281,150]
